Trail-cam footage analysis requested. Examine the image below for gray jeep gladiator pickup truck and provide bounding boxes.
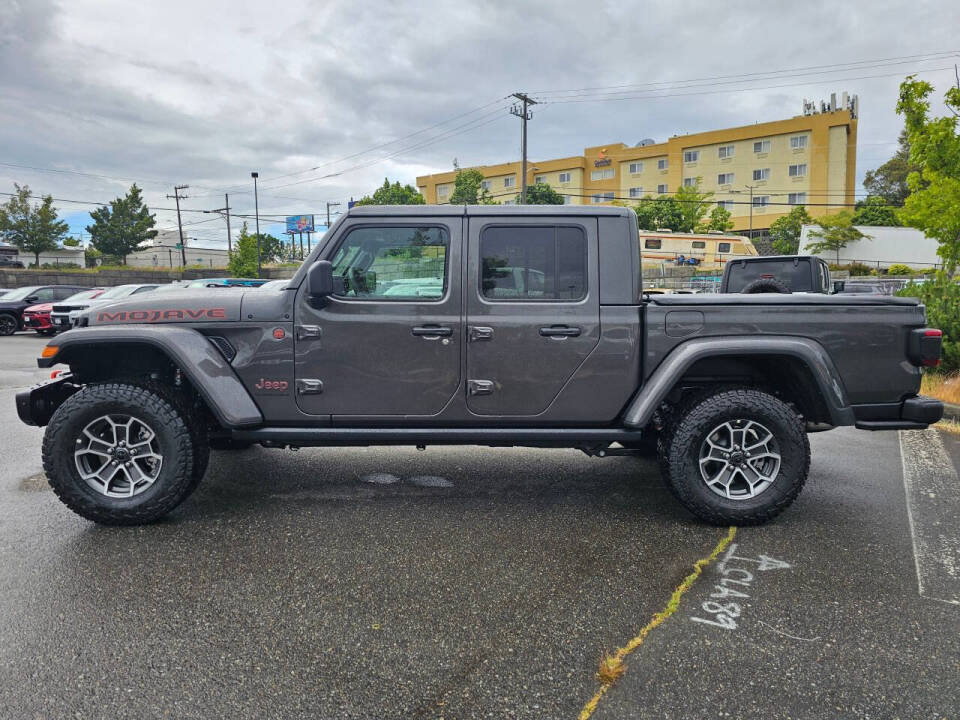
[16,206,944,526]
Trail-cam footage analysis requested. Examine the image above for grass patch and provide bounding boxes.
[921,372,960,405]
[935,419,960,435]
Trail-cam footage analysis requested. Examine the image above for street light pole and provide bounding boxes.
[251,172,261,275]
[326,201,340,230]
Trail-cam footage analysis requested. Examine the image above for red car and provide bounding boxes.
[23,288,106,335]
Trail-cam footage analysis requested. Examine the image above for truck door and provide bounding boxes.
[465,217,600,416]
[294,219,462,417]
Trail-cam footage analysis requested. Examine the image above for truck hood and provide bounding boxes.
[82,289,246,326]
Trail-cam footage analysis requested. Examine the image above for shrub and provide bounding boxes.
[846,262,876,276]
[886,263,914,276]
[897,274,960,372]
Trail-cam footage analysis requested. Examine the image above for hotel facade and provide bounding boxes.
[416,100,858,238]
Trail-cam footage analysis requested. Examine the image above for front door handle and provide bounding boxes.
[539,325,581,338]
[412,325,452,338]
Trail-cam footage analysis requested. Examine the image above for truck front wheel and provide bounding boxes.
[42,383,202,525]
[662,389,810,525]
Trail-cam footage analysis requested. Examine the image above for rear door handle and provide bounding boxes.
[539,325,581,337]
[412,325,453,338]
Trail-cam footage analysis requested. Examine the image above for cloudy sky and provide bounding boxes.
[1,0,958,247]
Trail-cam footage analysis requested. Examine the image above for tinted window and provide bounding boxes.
[725,260,815,292]
[692,241,706,249]
[480,226,586,301]
[330,226,448,300]
[718,242,731,253]
[30,287,56,302]
[644,238,662,250]
[53,286,84,300]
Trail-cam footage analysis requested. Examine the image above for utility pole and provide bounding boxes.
[209,193,233,254]
[251,172,261,275]
[744,184,756,237]
[326,202,340,230]
[510,93,537,204]
[167,185,189,267]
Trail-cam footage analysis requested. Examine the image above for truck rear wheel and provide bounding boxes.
[662,389,810,525]
[42,383,202,525]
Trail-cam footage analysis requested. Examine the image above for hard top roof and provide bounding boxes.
[345,204,634,218]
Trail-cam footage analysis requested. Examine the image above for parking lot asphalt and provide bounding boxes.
[0,333,958,719]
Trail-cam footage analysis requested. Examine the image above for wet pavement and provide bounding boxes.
[0,334,957,718]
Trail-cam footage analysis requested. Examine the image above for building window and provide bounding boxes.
[658,158,668,170]
[790,135,808,150]
[788,192,807,204]
[683,150,699,163]
[752,195,770,207]
[717,200,733,210]
[718,145,735,159]
[644,238,662,250]
[591,192,614,203]
[629,162,644,174]
[683,178,697,188]
[789,163,807,178]
[718,242,731,253]
[534,175,546,184]
[717,172,735,185]
[504,176,515,188]
[480,225,587,301]
[629,187,644,198]
[558,172,571,183]
[481,180,492,191]
[753,140,771,154]
[331,226,448,301]
[752,168,770,182]
[692,240,706,249]
[437,185,449,197]
[657,184,668,194]
[590,168,615,180]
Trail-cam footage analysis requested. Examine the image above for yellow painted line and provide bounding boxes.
[577,526,737,720]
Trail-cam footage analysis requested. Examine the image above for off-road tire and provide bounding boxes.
[209,437,254,451]
[741,278,791,294]
[662,389,810,526]
[42,383,202,525]
[0,312,18,336]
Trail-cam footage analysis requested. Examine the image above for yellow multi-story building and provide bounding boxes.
[416,101,857,239]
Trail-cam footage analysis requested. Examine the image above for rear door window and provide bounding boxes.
[725,260,814,292]
[480,226,586,301]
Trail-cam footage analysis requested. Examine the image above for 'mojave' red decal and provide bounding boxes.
[96,308,227,322]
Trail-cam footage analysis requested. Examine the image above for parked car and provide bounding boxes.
[187,277,268,288]
[0,256,25,268]
[0,284,89,336]
[50,283,160,330]
[836,282,887,296]
[23,288,106,335]
[19,205,943,528]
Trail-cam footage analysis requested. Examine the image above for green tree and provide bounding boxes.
[769,205,813,254]
[702,205,733,232]
[355,178,425,206]
[863,129,920,205]
[852,195,901,226]
[804,211,871,264]
[253,233,284,263]
[61,236,80,247]
[631,196,683,231]
[227,223,259,277]
[897,274,960,371]
[675,179,714,233]
[896,76,960,273]
[518,182,565,205]
[86,184,158,264]
[449,168,495,204]
[0,184,69,267]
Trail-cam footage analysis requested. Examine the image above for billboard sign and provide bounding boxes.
[285,215,315,233]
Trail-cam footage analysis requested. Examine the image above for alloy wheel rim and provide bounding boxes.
[74,414,163,498]
[698,419,781,500]
[0,316,15,335]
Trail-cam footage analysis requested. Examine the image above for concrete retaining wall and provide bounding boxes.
[0,266,298,289]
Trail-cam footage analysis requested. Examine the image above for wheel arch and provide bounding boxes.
[622,336,855,429]
[39,327,262,429]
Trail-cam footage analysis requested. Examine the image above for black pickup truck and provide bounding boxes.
[17,206,943,526]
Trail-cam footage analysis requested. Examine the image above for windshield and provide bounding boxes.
[96,284,140,299]
[1,286,43,301]
[61,288,104,303]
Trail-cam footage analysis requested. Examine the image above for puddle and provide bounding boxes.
[19,473,49,492]
[360,473,400,485]
[406,475,453,488]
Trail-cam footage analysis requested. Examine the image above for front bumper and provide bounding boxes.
[16,375,80,426]
[23,314,52,330]
[853,395,944,430]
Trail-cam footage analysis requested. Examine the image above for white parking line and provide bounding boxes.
[899,429,960,606]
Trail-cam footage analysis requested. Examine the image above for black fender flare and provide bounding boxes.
[621,335,854,428]
[37,326,263,428]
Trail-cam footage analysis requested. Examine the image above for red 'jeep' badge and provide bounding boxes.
[254,378,289,391]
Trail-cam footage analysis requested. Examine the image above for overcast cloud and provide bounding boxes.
[1,0,958,245]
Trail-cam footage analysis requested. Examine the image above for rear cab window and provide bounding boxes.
[725,260,815,292]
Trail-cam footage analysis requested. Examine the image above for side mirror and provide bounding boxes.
[832,280,845,293]
[307,260,338,298]
[25,295,39,303]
